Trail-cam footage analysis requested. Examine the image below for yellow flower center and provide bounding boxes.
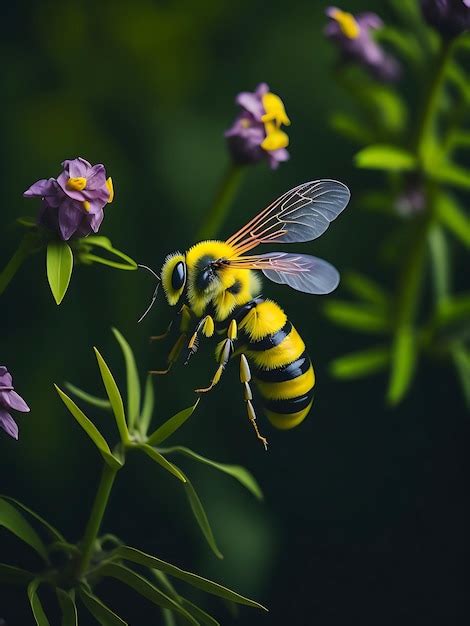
[261,92,291,127]
[106,176,114,203]
[330,8,360,39]
[261,121,289,151]
[240,118,251,128]
[66,176,87,191]
[83,200,91,212]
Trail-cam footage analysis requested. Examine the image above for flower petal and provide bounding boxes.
[0,367,13,387]
[0,409,18,439]
[58,198,83,240]
[23,178,55,198]
[3,390,30,413]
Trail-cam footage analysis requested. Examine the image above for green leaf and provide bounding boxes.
[78,585,128,626]
[431,162,470,190]
[111,328,141,430]
[0,232,42,296]
[329,347,390,379]
[387,326,418,406]
[99,563,199,625]
[354,145,417,171]
[113,546,267,611]
[160,446,262,500]
[0,496,65,542]
[435,192,470,248]
[451,346,470,409]
[78,253,137,270]
[56,588,78,626]
[138,444,187,483]
[323,301,390,333]
[139,375,155,435]
[0,498,48,561]
[65,381,112,410]
[94,347,130,444]
[179,469,223,559]
[0,563,34,584]
[54,385,122,470]
[374,26,423,65]
[180,599,220,626]
[342,272,389,309]
[435,294,470,327]
[46,241,73,305]
[329,112,373,144]
[28,579,51,626]
[147,401,199,446]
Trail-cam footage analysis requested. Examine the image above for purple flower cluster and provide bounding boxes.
[24,158,114,241]
[0,366,29,440]
[225,83,290,170]
[421,0,470,38]
[325,7,401,82]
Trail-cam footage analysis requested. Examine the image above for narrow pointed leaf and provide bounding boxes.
[0,498,48,561]
[354,145,417,171]
[94,348,130,444]
[162,609,177,626]
[138,444,186,482]
[112,328,141,430]
[65,381,111,410]
[181,599,220,626]
[451,346,470,409]
[342,272,389,308]
[147,401,199,446]
[85,237,137,268]
[160,446,262,500]
[78,585,127,626]
[177,469,223,559]
[99,563,199,625]
[139,375,155,435]
[28,580,51,626]
[435,192,470,247]
[323,301,390,333]
[56,588,78,626]
[432,162,470,190]
[329,347,390,379]
[387,326,417,405]
[0,563,34,584]
[0,496,65,542]
[54,385,122,470]
[79,253,136,270]
[113,546,267,611]
[46,241,73,304]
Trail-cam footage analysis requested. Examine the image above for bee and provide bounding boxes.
[140,180,350,449]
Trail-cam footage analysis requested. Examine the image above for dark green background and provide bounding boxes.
[1,1,467,624]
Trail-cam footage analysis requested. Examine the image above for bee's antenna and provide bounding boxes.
[138,264,161,323]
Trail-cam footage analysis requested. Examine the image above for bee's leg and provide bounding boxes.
[149,320,173,342]
[195,320,237,393]
[239,354,268,451]
[149,305,192,375]
[184,315,215,365]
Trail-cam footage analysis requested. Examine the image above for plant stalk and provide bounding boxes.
[76,463,117,579]
[197,163,244,240]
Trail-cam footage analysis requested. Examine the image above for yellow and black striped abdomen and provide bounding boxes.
[239,299,315,430]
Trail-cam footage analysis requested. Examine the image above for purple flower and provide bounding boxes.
[225,83,290,170]
[0,366,30,440]
[325,7,401,82]
[421,0,470,38]
[24,158,114,241]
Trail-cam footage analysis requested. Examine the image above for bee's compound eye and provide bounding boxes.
[171,261,186,290]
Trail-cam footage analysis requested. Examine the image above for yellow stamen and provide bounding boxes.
[330,8,360,39]
[83,200,91,212]
[66,177,87,191]
[261,122,289,151]
[106,176,114,203]
[240,118,251,128]
[261,92,291,127]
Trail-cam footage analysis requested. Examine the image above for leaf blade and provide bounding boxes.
[0,563,34,584]
[329,346,390,380]
[28,579,51,626]
[323,301,390,333]
[0,496,65,542]
[387,326,418,405]
[78,585,128,626]
[54,385,122,469]
[94,347,130,444]
[46,241,73,305]
[354,145,417,171]
[65,382,112,410]
[138,444,186,483]
[139,375,155,435]
[147,401,199,446]
[56,588,78,626]
[0,498,48,561]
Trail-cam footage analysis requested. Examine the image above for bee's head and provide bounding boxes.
[160,252,187,306]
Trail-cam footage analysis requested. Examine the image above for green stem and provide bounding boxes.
[197,163,244,240]
[76,463,117,579]
[0,233,40,295]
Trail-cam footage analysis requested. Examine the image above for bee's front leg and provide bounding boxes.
[195,319,237,394]
[149,304,192,375]
[239,354,268,451]
[184,315,215,365]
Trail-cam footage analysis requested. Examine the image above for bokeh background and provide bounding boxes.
[1,1,467,624]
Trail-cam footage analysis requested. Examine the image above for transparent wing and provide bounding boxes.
[226,179,350,255]
[226,252,340,295]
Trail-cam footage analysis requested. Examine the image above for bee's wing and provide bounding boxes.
[226,179,350,255]
[226,252,340,295]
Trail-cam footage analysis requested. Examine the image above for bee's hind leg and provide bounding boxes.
[239,354,268,451]
[149,332,187,375]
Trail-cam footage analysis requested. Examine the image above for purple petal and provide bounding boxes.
[357,12,383,30]
[267,148,290,169]
[0,409,18,439]
[85,164,106,189]
[62,157,91,178]
[0,367,13,387]
[23,178,55,198]
[1,390,30,412]
[58,198,84,240]
[89,209,105,233]
[326,6,340,17]
[236,92,265,120]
